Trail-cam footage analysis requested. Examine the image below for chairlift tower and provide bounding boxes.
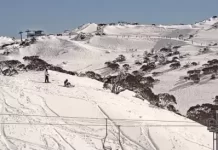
[207,97,218,150]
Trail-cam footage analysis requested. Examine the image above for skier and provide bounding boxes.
[45,69,49,83]
[64,79,72,87]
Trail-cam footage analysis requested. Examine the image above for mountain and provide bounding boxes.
[0,16,218,149]
[194,16,218,29]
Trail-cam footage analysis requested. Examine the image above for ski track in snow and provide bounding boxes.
[0,21,217,149]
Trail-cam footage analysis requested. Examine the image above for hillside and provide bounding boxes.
[0,17,218,149]
[0,71,212,150]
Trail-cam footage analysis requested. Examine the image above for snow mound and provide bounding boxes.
[194,16,218,29]
[104,24,171,36]
[159,24,193,29]
[89,35,156,51]
[0,36,14,46]
[75,23,98,34]
[0,71,212,150]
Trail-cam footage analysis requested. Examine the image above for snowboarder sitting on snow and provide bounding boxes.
[45,68,49,83]
[64,79,71,87]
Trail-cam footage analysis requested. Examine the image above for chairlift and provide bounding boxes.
[101,138,112,150]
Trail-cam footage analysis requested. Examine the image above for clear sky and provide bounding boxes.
[1,0,217,37]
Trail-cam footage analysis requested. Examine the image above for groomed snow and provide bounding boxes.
[0,71,212,150]
[74,23,98,34]
[0,36,13,46]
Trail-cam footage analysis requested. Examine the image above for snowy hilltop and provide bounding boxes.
[0,16,218,149]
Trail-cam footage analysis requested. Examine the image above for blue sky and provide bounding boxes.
[0,0,218,37]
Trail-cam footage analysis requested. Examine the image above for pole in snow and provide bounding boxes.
[117,125,124,150]
[207,96,218,150]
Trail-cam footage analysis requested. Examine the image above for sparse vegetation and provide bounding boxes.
[23,56,77,75]
[115,54,126,62]
[0,42,16,49]
[178,34,183,39]
[211,74,216,80]
[186,69,201,83]
[190,74,200,83]
[143,57,150,63]
[123,64,130,71]
[172,56,179,61]
[152,72,161,77]
[0,60,24,76]
[187,103,218,126]
[157,93,177,108]
[199,47,210,54]
[140,62,156,72]
[135,60,143,65]
[191,62,198,66]
[170,62,181,69]
[183,62,191,69]
[83,71,103,82]
[202,65,218,75]
[104,61,120,70]
[0,68,18,76]
[20,38,36,47]
[189,35,194,39]
[160,47,171,53]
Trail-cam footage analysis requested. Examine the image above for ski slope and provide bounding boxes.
[0,36,14,46]
[74,23,98,34]
[1,16,218,149]
[0,71,212,150]
[104,24,172,36]
[194,17,218,29]
[1,18,218,114]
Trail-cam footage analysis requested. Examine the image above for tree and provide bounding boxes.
[189,74,200,83]
[123,64,130,71]
[170,62,181,69]
[211,74,216,80]
[105,61,120,70]
[116,55,126,62]
[143,51,148,57]
[143,57,150,63]
[178,34,183,39]
[187,103,218,126]
[135,87,157,103]
[141,63,156,72]
[19,31,23,42]
[158,93,177,108]
[111,72,126,94]
[191,62,198,66]
[189,35,194,39]
[160,47,171,53]
[135,60,142,65]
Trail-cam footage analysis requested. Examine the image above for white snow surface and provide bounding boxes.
[1,17,218,149]
[74,23,98,34]
[158,24,194,29]
[194,17,218,29]
[0,37,14,46]
[0,71,212,150]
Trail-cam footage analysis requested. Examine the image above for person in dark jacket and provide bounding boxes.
[45,69,49,83]
[64,79,71,87]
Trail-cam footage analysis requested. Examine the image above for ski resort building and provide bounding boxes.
[27,30,45,38]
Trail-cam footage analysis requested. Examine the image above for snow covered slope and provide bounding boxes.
[74,23,98,34]
[194,16,218,29]
[104,24,172,36]
[0,71,212,150]
[0,36,14,46]
[1,17,218,149]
